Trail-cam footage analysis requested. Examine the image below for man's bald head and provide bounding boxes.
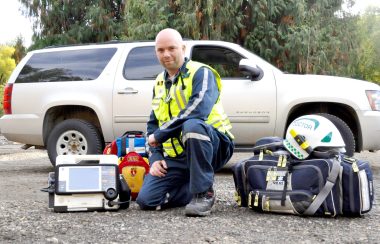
[155,28,183,45]
[155,29,186,76]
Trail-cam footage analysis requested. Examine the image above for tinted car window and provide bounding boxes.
[123,46,162,80]
[191,46,246,78]
[15,48,117,83]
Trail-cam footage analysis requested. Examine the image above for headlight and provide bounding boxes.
[366,90,380,111]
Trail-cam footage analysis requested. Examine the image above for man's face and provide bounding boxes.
[155,35,185,75]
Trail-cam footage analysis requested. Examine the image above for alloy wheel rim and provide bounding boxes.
[56,130,88,155]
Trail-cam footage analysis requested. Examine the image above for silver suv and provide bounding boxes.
[1,40,380,165]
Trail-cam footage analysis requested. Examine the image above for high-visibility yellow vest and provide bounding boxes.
[152,60,234,157]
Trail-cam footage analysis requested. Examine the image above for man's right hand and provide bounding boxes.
[150,160,168,177]
[148,134,160,147]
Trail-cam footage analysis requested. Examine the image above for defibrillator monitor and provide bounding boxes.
[56,164,118,199]
[46,155,131,212]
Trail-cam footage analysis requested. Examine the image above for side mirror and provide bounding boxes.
[238,59,264,81]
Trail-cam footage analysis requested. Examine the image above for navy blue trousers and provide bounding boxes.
[136,119,234,209]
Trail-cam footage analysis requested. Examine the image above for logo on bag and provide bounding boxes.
[273,176,285,185]
[127,156,140,162]
[267,171,289,191]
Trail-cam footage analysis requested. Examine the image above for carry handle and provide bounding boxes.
[77,160,100,165]
[122,131,145,137]
[56,154,118,166]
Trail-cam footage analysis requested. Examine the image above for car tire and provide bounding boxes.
[318,113,355,157]
[47,119,103,166]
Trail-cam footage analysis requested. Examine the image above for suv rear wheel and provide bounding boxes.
[47,119,103,166]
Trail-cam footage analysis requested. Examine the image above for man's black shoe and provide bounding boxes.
[185,187,215,217]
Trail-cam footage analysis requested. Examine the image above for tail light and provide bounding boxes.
[3,83,13,114]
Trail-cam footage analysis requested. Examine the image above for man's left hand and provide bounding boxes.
[149,160,167,177]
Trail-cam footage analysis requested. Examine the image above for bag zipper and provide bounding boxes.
[249,190,314,211]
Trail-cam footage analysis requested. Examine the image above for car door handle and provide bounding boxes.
[118,87,138,94]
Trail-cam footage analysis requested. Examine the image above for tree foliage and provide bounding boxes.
[0,46,16,85]
[278,0,358,75]
[19,0,125,49]
[13,37,27,64]
[0,46,16,114]
[17,0,380,83]
[124,0,356,74]
[350,9,380,83]
[124,0,243,41]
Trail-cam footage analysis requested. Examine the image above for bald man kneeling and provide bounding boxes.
[136,28,235,217]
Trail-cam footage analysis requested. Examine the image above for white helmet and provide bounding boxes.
[283,115,346,159]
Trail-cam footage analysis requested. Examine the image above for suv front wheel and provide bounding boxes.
[318,113,355,157]
[47,119,103,166]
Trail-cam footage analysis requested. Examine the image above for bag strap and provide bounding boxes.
[120,131,145,156]
[303,158,340,215]
[121,135,127,156]
[120,136,138,154]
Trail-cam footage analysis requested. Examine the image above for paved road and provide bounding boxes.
[0,141,379,243]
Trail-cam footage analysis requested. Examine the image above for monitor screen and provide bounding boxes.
[67,166,101,191]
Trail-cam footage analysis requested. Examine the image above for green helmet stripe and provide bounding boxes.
[284,140,305,159]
